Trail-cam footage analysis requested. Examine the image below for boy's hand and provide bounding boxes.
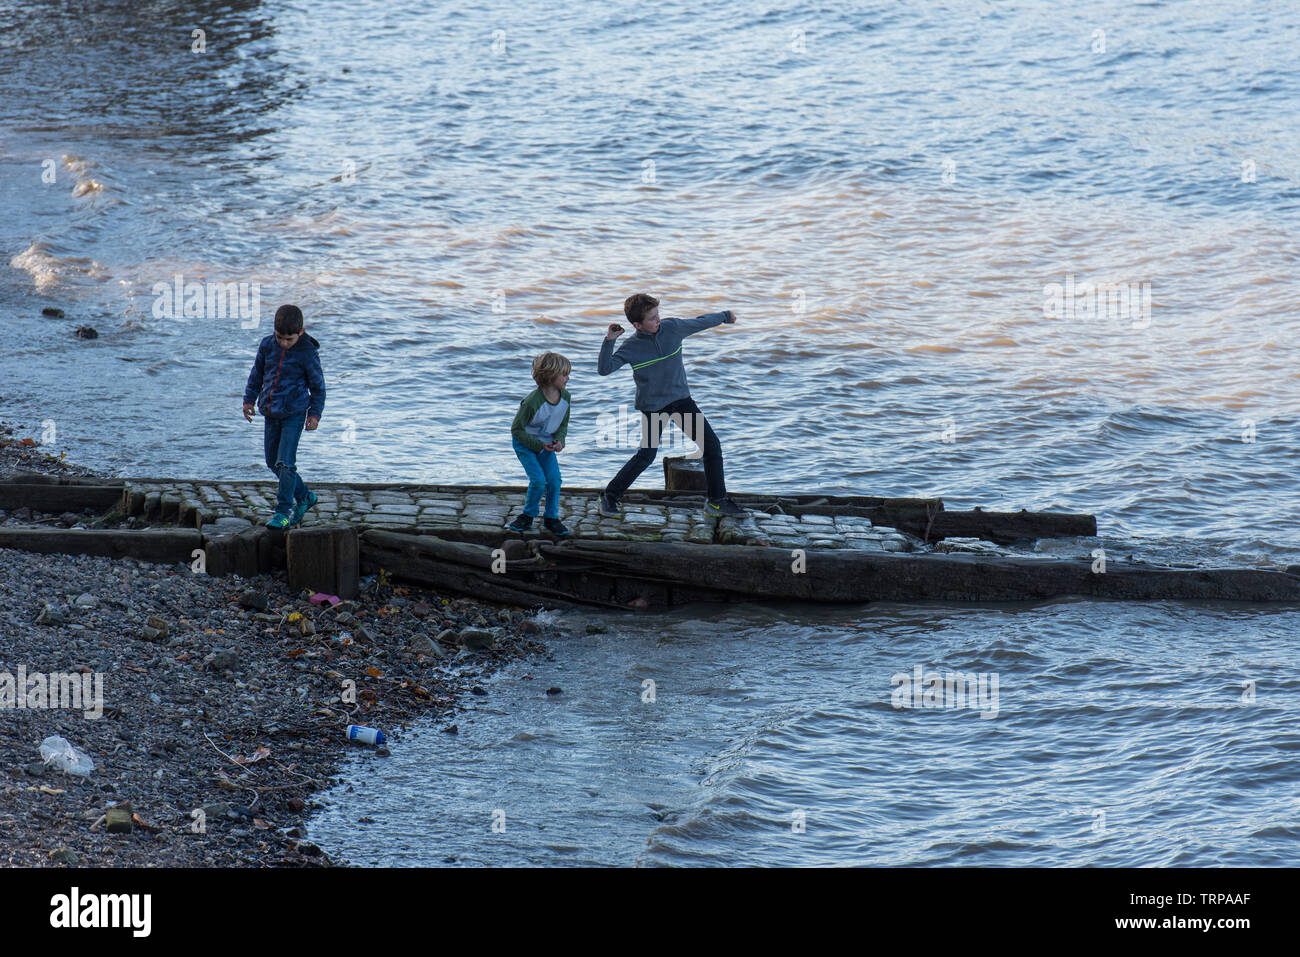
[724,310,738,324]
[242,403,255,422]
[606,323,625,340]
[305,416,319,431]
[543,440,563,452]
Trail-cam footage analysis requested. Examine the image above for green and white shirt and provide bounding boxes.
[511,388,571,452]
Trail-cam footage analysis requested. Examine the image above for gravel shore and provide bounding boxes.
[0,423,561,867]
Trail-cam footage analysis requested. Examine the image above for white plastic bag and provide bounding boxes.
[39,736,95,777]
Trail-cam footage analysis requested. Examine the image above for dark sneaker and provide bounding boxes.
[505,513,533,533]
[598,491,622,518]
[266,512,292,529]
[291,490,318,526]
[704,497,747,517]
[543,517,571,537]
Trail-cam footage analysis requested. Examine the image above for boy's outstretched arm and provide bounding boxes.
[598,323,627,375]
[676,310,737,337]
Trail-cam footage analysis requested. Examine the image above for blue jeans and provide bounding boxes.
[263,413,310,516]
[512,437,561,518]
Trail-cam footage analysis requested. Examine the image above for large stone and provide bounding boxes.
[36,603,64,626]
[202,516,253,537]
[372,503,420,515]
[458,629,495,651]
[406,634,446,658]
[207,650,240,672]
[368,492,415,505]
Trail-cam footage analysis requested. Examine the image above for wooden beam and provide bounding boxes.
[0,527,202,564]
[0,484,124,513]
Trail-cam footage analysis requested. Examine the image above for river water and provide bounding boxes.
[2,0,1298,865]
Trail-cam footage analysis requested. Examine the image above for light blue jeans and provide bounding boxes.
[512,437,561,518]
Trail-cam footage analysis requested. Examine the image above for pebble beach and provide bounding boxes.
[0,424,559,867]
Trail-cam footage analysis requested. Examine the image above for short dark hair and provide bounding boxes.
[624,293,659,326]
[274,304,304,335]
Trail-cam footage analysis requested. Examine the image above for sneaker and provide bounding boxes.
[598,491,622,518]
[704,496,747,517]
[266,512,292,529]
[505,513,533,533]
[543,517,571,537]
[291,490,318,526]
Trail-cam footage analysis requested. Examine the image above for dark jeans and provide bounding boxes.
[605,397,726,502]
[263,412,309,516]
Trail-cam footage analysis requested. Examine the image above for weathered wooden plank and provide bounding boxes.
[0,484,124,512]
[0,527,202,563]
[928,509,1097,544]
[535,540,1300,603]
[0,471,125,487]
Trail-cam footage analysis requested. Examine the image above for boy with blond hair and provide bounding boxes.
[506,352,572,535]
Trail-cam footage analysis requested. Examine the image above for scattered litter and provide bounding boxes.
[39,736,94,777]
[345,725,386,746]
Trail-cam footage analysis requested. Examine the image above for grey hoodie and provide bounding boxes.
[597,311,732,410]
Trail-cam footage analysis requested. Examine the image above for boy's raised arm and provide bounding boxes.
[676,310,735,337]
[598,328,627,375]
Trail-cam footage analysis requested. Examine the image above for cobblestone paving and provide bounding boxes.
[121,482,927,552]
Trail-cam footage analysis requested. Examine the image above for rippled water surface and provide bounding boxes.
[311,601,1300,866]
[2,0,1298,865]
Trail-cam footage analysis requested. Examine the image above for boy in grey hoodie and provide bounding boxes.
[597,292,745,517]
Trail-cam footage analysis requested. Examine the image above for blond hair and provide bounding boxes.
[532,352,571,389]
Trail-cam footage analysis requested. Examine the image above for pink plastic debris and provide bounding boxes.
[309,593,341,607]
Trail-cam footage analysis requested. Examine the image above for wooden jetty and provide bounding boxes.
[1,467,1298,607]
